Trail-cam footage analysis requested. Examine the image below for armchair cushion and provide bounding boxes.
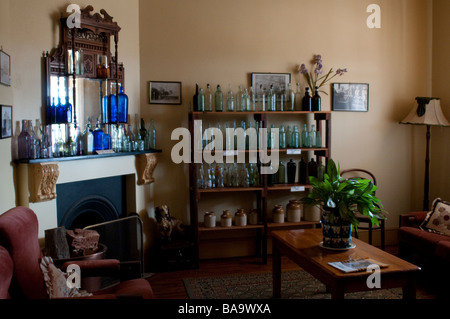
[0,246,13,299]
[421,198,450,236]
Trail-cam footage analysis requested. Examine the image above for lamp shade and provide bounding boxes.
[400,97,450,126]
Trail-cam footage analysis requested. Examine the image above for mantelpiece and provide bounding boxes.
[15,150,160,204]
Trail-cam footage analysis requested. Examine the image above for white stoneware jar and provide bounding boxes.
[234,208,247,226]
[204,212,216,228]
[221,210,233,227]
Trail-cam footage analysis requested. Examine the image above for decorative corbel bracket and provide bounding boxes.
[29,162,60,202]
[136,153,158,185]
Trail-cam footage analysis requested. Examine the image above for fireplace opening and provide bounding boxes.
[56,176,127,230]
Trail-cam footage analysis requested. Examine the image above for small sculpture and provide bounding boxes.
[155,205,186,241]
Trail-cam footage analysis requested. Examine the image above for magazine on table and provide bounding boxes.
[328,257,389,273]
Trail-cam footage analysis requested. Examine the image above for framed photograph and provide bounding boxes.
[1,105,13,139]
[149,81,182,105]
[332,83,369,112]
[251,72,291,94]
[0,50,11,86]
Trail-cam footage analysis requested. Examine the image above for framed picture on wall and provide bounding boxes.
[0,50,11,86]
[251,72,291,93]
[149,81,182,105]
[1,105,13,139]
[332,83,369,112]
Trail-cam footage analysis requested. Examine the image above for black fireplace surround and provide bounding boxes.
[56,176,127,230]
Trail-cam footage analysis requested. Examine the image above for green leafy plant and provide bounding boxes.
[301,159,385,231]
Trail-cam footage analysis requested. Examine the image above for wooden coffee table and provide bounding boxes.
[272,228,420,299]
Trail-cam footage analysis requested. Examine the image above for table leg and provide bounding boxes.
[272,242,281,298]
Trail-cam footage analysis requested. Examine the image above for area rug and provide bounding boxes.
[183,270,404,299]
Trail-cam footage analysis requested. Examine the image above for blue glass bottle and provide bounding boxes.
[118,86,128,123]
[102,91,110,124]
[93,121,104,151]
[109,92,118,123]
[65,96,72,123]
[56,98,66,124]
[47,97,56,124]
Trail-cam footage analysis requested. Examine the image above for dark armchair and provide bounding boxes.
[0,206,153,299]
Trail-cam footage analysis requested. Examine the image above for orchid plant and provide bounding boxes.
[297,54,347,95]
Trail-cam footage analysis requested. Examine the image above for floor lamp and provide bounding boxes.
[400,97,450,211]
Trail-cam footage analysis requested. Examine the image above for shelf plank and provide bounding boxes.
[267,221,321,228]
[199,223,264,232]
[267,184,313,191]
[197,187,264,193]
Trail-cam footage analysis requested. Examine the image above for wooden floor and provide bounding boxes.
[146,245,445,299]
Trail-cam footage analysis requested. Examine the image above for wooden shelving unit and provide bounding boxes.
[189,110,331,266]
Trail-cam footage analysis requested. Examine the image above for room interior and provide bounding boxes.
[1,0,450,302]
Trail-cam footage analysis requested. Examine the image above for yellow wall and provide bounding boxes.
[1,0,448,257]
[431,0,450,204]
[139,0,432,236]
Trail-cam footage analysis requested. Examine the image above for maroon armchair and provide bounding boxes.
[0,246,13,299]
[0,206,153,299]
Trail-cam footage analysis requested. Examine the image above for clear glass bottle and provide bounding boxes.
[226,85,235,112]
[18,120,30,159]
[286,83,295,111]
[294,83,302,111]
[309,125,316,148]
[302,87,312,111]
[277,85,284,111]
[27,120,40,159]
[198,87,205,112]
[315,129,322,148]
[312,86,321,112]
[75,125,83,155]
[205,84,213,112]
[126,124,135,151]
[41,124,52,158]
[286,125,292,148]
[250,86,256,111]
[267,85,276,111]
[241,88,250,112]
[317,160,325,182]
[258,85,265,111]
[148,119,157,149]
[301,124,309,147]
[197,163,204,189]
[291,125,300,148]
[236,85,243,112]
[215,85,223,112]
[279,125,286,149]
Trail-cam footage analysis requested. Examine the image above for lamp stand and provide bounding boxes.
[423,125,430,211]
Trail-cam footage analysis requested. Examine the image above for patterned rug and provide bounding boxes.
[183,270,405,299]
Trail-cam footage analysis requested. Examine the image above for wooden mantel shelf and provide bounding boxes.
[15,150,161,203]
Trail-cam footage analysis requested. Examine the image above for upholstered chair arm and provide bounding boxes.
[399,211,428,228]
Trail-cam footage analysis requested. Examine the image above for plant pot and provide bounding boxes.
[321,210,353,249]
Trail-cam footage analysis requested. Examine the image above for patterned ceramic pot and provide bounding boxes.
[321,210,353,248]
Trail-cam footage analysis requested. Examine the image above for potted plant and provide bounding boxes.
[301,159,385,249]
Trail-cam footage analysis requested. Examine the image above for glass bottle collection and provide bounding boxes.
[17,115,157,160]
[199,120,322,150]
[193,82,321,112]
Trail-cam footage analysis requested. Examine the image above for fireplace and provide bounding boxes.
[56,175,127,230]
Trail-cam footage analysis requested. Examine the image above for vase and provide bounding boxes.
[321,210,353,249]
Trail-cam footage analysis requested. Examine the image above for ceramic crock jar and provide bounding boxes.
[286,200,302,222]
[204,211,216,228]
[221,210,233,227]
[234,208,247,226]
[272,205,285,223]
[248,209,258,225]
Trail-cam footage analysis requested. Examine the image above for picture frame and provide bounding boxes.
[251,72,291,95]
[0,50,11,86]
[332,83,369,112]
[1,105,13,139]
[149,81,182,105]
